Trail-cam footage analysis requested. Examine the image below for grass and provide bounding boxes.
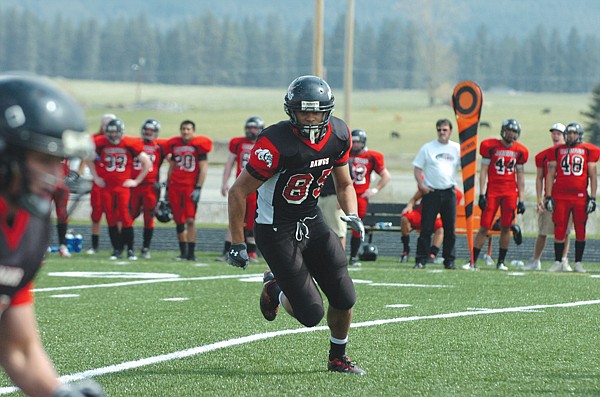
[54,78,593,171]
[1,252,599,396]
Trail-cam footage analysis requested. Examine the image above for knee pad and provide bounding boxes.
[295,303,325,328]
[176,224,185,234]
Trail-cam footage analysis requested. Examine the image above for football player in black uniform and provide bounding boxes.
[227,75,366,375]
[0,74,106,396]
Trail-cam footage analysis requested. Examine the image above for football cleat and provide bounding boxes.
[127,250,138,261]
[349,257,361,267]
[413,262,425,269]
[86,247,97,255]
[400,252,408,263]
[561,258,572,272]
[327,355,366,375]
[548,261,562,272]
[141,248,151,259]
[109,250,122,260]
[260,271,279,321]
[524,259,541,271]
[496,262,508,271]
[573,262,586,273]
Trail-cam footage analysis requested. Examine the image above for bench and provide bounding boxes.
[362,202,506,258]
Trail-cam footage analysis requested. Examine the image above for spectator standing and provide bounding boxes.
[227,75,366,374]
[164,120,213,261]
[545,122,599,273]
[525,123,571,271]
[347,129,391,266]
[88,118,151,260]
[468,119,528,270]
[0,73,106,397]
[131,118,167,259]
[217,116,264,262]
[412,119,461,269]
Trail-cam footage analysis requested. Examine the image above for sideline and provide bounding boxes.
[1,298,599,394]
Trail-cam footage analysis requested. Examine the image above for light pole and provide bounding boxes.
[131,56,146,103]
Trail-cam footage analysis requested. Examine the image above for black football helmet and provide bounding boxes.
[359,243,378,261]
[500,118,521,142]
[244,115,264,141]
[154,199,172,223]
[564,122,584,146]
[105,118,125,145]
[284,75,335,144]
[351,129,367,153]
[141,118,160,142]
[0,73,92,217]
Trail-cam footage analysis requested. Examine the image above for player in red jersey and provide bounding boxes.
[347,129,391,266]
[227,75,366,375]
[89,118,151,260]
[80,113,116,254]
[130,118,167,259]
[525,123,571,271]
[164,120,213,261]
[472,119,529,270]
[545,122,599,273]
[217,116,264,262]
[0,74,106,397]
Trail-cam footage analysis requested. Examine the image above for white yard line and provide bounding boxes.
[1,298,599,394]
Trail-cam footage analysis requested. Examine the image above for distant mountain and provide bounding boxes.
[2,0,600,40]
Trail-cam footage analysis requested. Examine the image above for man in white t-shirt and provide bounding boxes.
[412,118,461,269]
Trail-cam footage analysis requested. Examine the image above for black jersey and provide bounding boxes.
[246,117,351,225]
[0,197,50,306]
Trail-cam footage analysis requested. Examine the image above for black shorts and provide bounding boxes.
[254,215,356,327]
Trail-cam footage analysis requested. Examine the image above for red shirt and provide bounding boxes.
[349,149,386,196]
[164,135,213,186]
[548,142,600,199]
[94,135,145,187]
[229,136,256,177]
[132,137,167,184]
[480,138,529,195]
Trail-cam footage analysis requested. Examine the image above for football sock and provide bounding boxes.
[554,242,565,262]
[575,240,585,262]
[401,235,410,252]
[329,336,348,360]
[223,241,231,255]
[179,242,187,257]
[57,223,68,245]
[91,235,99,250]
[143,228,153,249]
[498,248,508,263]
[429,245,439,257]
[350,236,361,258]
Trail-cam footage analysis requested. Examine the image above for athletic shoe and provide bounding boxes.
[548,261,562,272]
[425,254,435,264]
[215,254,227,262]
[58,244,71,258]
[248,252,259,263]
[561,258,572,272]
[127,250,138,261]
[413,262,425,269]
[482,254,495,266]
[349,257,362,267]
[444,262,456,270]
[86,248,97,255]
[260,271,279,321]
[400,252,409,263]
[327,355,366,375]
[109,250,122,260]
[173,255,187,261]
[496,262,508,271]
[524,259,541,271]
[141,248,151,259]
[573,262,586,273]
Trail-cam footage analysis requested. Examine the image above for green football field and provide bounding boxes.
[1,252,599,396]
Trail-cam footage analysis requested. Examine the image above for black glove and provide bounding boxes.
[478,194,487,211]
[586,196,596,214]
[544,196,555,212]
[517,201,526,214]
[190,185,202,204]
[227,243,249,269]
[340,213,365,241]
[53,380,106,397]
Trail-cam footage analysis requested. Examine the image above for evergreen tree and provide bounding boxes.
[582,81,600,146]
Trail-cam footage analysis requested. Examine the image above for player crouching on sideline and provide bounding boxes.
[0,73,106,397]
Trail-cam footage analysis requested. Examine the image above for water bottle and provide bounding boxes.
[73,233,83,253]
[375,222,392,230]
[48,246,60,253]
[511,260,524,268]
[65,231,74,253]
